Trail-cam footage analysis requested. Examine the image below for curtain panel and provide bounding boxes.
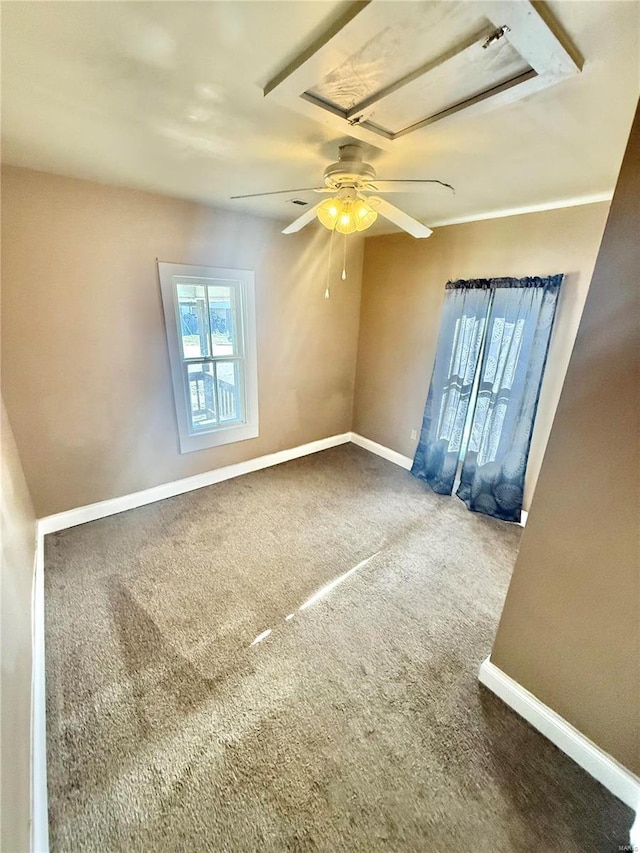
[411,275,562,522]
[410,283,491,494]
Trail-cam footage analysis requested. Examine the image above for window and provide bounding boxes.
[158,263,258,453]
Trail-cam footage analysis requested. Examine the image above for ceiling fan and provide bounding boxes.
[231,142,454,239]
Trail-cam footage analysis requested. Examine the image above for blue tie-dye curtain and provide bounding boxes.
[410,283,492,495]
[412,275,562,522]
[456,276,562,521]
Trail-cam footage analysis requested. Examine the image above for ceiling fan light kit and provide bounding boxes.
[317,195,378,234]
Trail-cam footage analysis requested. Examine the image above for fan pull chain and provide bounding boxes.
[324,227,336,298]
[341,232,347,281]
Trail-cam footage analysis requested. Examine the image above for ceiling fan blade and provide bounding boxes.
[282,201,322,234]
[231,187,326,200]
[368,179,455,194]
[371,197,433,239]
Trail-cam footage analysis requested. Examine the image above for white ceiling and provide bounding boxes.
[2,1,639,233]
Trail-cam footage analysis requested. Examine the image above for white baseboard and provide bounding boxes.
[31,528,49,853]
[479,657,640,811]
[38,433,352,535]
[349,432,413,470]
[38,431,527,535]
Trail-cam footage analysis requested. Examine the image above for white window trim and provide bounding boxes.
[158,262,259,454]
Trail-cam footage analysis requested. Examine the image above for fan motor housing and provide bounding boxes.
[323,143,376,188]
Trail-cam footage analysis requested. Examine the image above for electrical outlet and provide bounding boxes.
[410,429,418,440]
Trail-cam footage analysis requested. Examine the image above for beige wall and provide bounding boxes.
[1,166,364,516]
[491,105,640,773]
[1,400,36,852]
[353,202,610,510]
[2,165,610,518]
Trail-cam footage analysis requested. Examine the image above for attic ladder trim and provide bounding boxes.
[265,0,581,150]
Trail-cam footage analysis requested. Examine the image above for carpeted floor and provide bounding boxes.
[45,444,633,852]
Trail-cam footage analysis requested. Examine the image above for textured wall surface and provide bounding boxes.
[491,104,640,773]
[353,202,610,510]
[1,166,363,515]
[1,400,36,852]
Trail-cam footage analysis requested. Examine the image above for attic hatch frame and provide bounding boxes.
[264,0,581,150]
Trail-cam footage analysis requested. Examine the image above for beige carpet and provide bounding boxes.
[45,444,632,852]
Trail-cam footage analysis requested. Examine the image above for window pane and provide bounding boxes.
[216,361,242,423]
[208,285,240,357]
[187,363,217,430]
[177,285,210,359]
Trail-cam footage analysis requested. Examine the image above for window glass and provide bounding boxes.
[216,361,242,423]
[177,284,210,359]
[208,284,241,357]
[186,363,217,431]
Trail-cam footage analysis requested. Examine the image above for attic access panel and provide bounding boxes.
[265,0,581,148]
